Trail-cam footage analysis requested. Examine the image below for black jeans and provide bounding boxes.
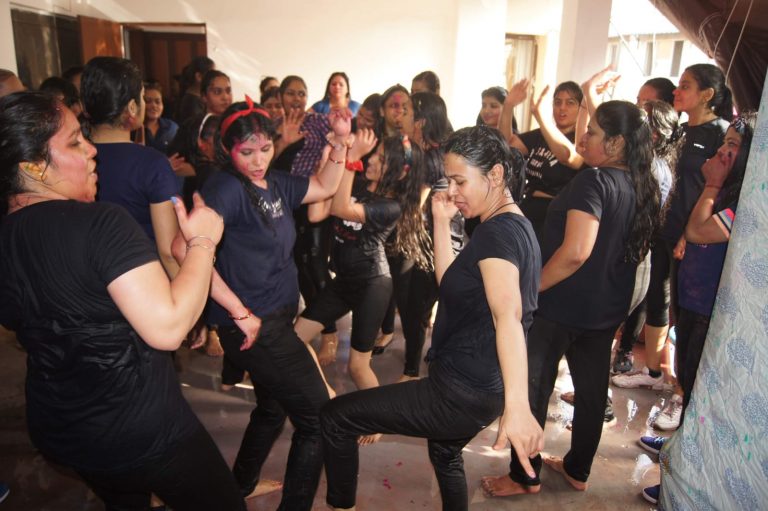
[674,307,711,413]
[508,316,616,484]
[322,364,504,511]
[219,306,330,511]
[78,423,245,511]
[384,255,440,376]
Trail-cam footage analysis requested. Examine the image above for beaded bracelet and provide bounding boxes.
[229,308,252,321]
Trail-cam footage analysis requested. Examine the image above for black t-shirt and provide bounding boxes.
[538,167,637,330]
[331,182,401,279]
[661,118,729,242]
[427,213,541,394]
[0,201,198,472]
[519,128,579,197]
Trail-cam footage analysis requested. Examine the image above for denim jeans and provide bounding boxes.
[322,364,504,511]
[219,306,330,511]
[508,316,617,484]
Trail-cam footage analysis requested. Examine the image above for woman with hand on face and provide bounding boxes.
[82,57,182,279]
[482,101,660,498]
[0,92,244,510]
[311,72,361,116]
[322,126,543,511]
[197,98,351,509]
[612,64,733,393]
[638,112,755,505]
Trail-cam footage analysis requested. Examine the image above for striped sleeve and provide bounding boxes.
[714,207,735,239]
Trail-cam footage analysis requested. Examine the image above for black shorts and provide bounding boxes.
[301,275,393,352]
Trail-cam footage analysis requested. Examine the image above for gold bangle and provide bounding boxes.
[187,242,216,264]
[229,308,252,321]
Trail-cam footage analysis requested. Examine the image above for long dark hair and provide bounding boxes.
[411,91,453,186]
[215,101,279,230]
[685,64,734,121]
[643,77,675,105]
[0,92,63,216]
[322,72,351,101]
[377,84,409,136]
[442,125,526,203]
[376,136,432,270]
[717,112,756,210]
[595,100,659,263]
[81,57,143,126]
[644,100,681,172]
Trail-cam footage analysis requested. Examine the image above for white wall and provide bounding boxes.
[2,0,509,127]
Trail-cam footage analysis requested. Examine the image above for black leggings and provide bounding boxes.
[78,423,245,511]
[383,255,439,376]
[293,204,336,334]
[302,275,393,352]
[674,308,711,413]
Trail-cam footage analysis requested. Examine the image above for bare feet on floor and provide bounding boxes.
[205,329,224,357]
[542,456,588,491]
[245,479,283,499]
[396,374,419,383]
[318,333,338,366]
[480,475,541,497]
[358,433,383,445]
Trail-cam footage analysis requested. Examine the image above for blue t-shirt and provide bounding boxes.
[144,117,179,156]
[427,213,540,394]
[202,170,309,324]
[311,98,361,116]
[95,143,180,241]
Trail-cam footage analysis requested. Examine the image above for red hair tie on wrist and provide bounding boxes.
[220,95,271,138]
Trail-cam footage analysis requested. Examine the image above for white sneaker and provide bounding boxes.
[653,394,683,430]
[611,366,671,390]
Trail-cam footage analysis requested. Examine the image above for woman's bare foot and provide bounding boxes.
[480,475,541,497]
[220,383,234,392]
[397,374,419,383]
[318,333,338,366]
[205,329,224,357]
[358,433,383,445]
[245,479,283,499]
[542,456,588,491]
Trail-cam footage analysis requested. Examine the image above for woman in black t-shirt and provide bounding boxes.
[0,92,243,510]
[483,101,660,497]
[295,132,429,396]
[503,81,585,243]
[321,126,543,511]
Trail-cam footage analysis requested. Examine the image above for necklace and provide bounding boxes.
[484,200,515,222]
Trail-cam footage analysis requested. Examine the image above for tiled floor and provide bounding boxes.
[0,318,665,510]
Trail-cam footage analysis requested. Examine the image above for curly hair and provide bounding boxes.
[595,100,660,263]
[376,136,432,270]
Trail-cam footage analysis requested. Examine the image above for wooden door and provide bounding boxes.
[79,15,123,61]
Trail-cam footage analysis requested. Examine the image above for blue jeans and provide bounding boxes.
[321,364,504,511]
[219,306,330,511]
